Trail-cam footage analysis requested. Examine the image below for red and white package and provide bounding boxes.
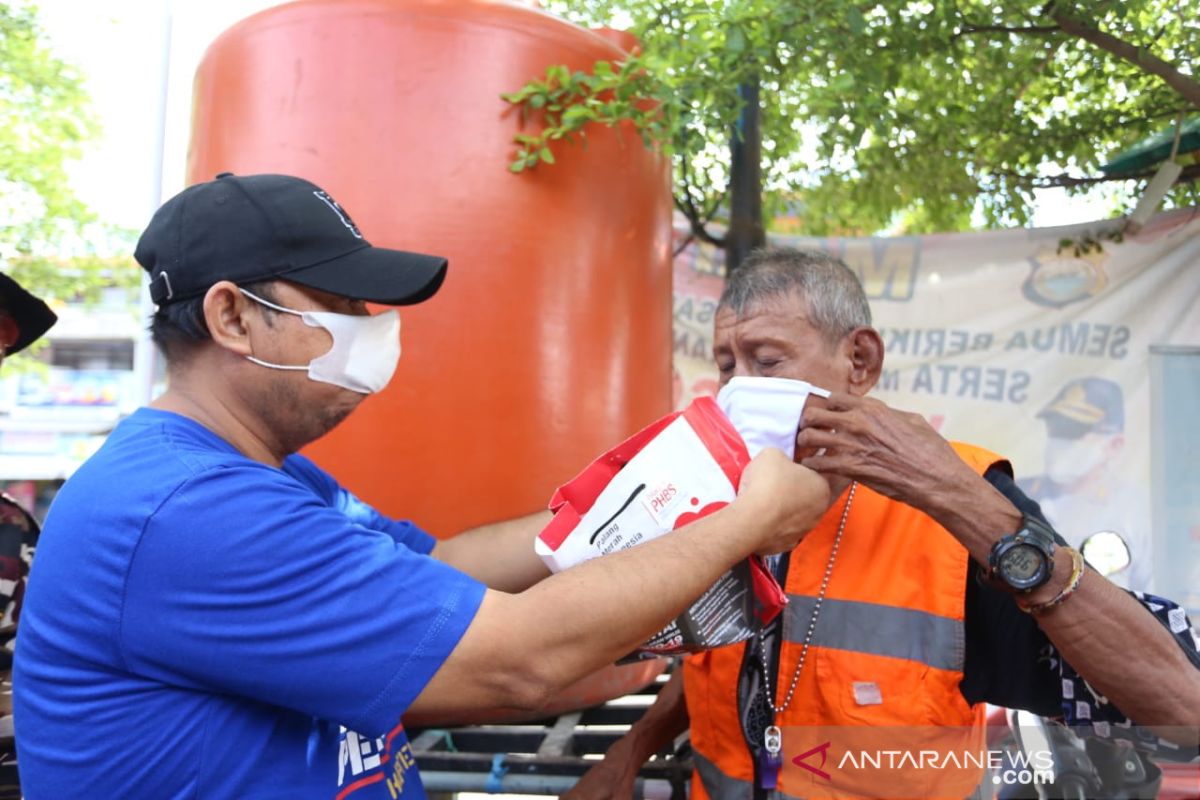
[535,396,787,659]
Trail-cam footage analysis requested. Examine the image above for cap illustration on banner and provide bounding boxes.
[1037,376,1124,439]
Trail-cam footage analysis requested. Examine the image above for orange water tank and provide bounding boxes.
[189,0,672,535]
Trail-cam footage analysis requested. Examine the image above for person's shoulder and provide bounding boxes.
[947,440,1012,477]
[124,407,248,464]
[55,409,284,521]
[281,452,335,487]
[90,407,237,468]
[1014,473,1062,501]
[56,410,203,498]
[280,452,350,507]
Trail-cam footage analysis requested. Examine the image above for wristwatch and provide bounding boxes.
[988,514,1057,592]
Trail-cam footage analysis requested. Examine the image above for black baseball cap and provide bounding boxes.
[0,272,57,355]
[135,173,448,307]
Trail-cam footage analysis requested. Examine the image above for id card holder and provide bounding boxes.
[758,724,783,790]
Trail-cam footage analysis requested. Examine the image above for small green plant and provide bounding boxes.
[502,59,674,172]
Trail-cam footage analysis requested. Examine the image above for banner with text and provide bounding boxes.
[672,209,1200,593]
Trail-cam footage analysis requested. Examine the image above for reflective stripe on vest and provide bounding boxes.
[782,594,964,672]
[685,441,1006,800]
[692,750,753,799]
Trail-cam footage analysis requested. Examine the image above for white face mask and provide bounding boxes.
[1044,434,1108,487]
[240,289,400,394]
[716,376,831,459]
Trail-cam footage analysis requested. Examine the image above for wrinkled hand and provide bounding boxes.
[737,447,831,556]
[795,392,978,509]
[562,741,639,800]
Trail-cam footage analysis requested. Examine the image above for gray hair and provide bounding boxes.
[719,247,872,344]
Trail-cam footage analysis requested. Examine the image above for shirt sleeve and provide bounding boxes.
[282,454,436,554]
[119,463,486,738]
[960,466,1061,712]
[963,467,1200,758]
[1057,592,1200,761]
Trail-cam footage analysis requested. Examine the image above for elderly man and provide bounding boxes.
[568,248,1200,800]
[12,174,832,799]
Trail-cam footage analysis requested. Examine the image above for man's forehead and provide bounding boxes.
[715,293,814,333]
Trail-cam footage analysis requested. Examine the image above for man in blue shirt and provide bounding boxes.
[12,173,833,799]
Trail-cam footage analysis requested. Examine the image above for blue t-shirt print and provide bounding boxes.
[329,721,422,799]
[14,407,486,799]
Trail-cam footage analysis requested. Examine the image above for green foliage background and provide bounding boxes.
[1,2,136,315]
[508,0,1200,236]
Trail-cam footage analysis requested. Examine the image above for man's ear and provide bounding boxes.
[203,281,256,357]
[845,326,884,396]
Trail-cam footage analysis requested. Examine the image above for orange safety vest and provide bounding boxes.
[683,442,1007,799]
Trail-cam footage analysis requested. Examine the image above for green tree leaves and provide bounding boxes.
[1,2,133,312]
[505,0,1200,236]
[502,58,676,171]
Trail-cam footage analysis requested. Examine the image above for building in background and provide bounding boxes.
[0,283,144,518]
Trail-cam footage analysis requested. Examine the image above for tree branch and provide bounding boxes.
[991,163,1200,189]
[675,153,727,248]
[1047,7,1200,110]
[672,232,695,258]
[672,194,726,247]
[952,23,1059,41]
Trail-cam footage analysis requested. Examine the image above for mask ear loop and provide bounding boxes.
[239,288,304,317]
[239,288,310,371]
[245,356,308,371]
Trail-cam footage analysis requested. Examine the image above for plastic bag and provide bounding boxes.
[535,396,786,659]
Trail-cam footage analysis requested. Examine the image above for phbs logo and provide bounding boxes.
[648,484,677,513]
[642,482,683,524]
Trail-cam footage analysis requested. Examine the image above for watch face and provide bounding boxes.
[1000,544,1045,586]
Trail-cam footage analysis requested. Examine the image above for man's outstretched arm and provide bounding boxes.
[410,450,831,720]
[432,511,552,593]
